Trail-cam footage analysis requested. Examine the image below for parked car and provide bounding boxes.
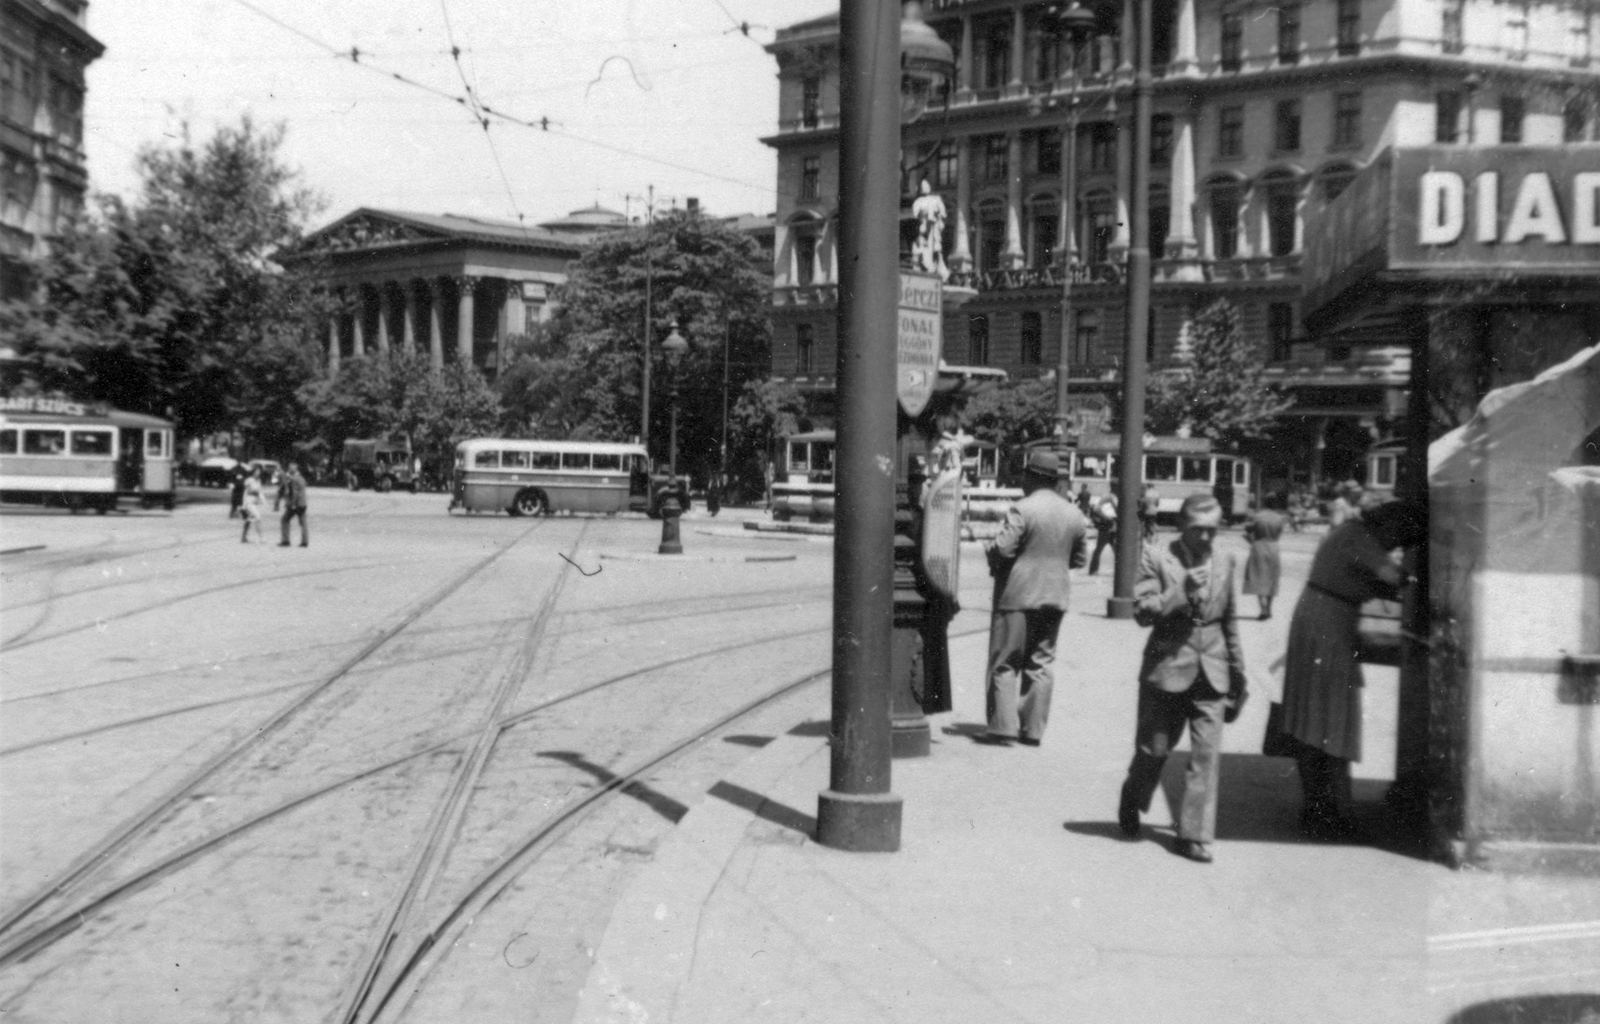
[196,455,239,488]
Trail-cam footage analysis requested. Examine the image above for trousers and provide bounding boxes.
[280,506,308,545]
[1088,528,1115,575]
[1119,678,1227,843]
[986,608,1063,741]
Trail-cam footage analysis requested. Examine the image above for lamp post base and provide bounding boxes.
[816,789,903,852]
[1107,595,1137,619]
[657,493,684,555]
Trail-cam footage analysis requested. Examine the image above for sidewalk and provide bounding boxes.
[573,552,1600,1024]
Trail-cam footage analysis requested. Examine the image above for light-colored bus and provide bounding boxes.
[0,398,176,512]
[451,438,660,516]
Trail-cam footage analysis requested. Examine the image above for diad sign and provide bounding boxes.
[1394,146,1600,268]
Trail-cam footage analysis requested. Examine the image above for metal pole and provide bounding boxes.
[669,379,679,478]
[641,186,653,454]
[1109,0,1152,619]
[817,0,903,853]
[1054,41,1082,495]
[720,321,731,477]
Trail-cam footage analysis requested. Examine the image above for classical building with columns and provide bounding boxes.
[764,0,1599,492]
[288,208,596,379]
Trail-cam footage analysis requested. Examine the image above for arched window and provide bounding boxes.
[1029,194,1058,268]
[969,315,990,364]
[1260,170,1302,257]
[978,199,1006,273]
[1207,179,1242,258]
[1084,191,1117,263]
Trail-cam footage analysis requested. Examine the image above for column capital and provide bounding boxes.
[456,274,481,293]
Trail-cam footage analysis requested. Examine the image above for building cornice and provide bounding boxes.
[3,0,106,60]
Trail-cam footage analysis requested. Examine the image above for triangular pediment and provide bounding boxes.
[299,209,450,255]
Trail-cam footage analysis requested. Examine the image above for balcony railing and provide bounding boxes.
[773,283,839,307]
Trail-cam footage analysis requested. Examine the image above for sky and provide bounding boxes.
[82,0,835,232]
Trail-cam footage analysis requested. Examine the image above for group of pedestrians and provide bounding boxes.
[229,462,310,547]
[981,460,1423,864]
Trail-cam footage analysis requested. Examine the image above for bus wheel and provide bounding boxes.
[376,475,394,493]
[513,490,547,517]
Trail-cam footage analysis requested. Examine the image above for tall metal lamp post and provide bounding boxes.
[657,321,688,555]
[1049,1,1099,492]
[818,0,952,853]
[1109,0,1154,619]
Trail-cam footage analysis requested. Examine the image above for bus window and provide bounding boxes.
[1145,455,1178,482]
[789,441,810,472]
[473,450,500,469]
[629,454,647,472]
[593,452,622,471]
[23,429,66,455]
[0,429,16,454]
[1075,454,1110,479]
[562,452,591,470]
[1180,456,1212,483]
[502,450,531,469]
[531,451,559,470]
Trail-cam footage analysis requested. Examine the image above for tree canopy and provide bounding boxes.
[956,377,1058,449]
[1140,299,1292,448]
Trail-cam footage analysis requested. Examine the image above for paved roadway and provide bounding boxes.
[0,488,839,1024]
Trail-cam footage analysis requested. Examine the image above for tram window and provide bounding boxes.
[145,431,166,458]
[0,429,15,454]
[1146,455,1178,481]
[502,450,531,469]
[1180,457,1212,483]
[71,431,113,456]
[23,429,67,455]
[978,448,998,477]
[592,453,622,471]
[1075,454,1110,479]
[1235,461,1248,486]
[473,450,500,469]
[562,452,591,470]
[1372,456,1394,487]
[789,441,810,472]
[531,451,559,470]
[813,444,834,471]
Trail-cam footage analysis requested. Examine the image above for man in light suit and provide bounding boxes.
[983,450,1088,746]
[1117,493,1248,863]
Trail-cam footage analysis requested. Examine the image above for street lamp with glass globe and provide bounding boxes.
[657,321,689,555]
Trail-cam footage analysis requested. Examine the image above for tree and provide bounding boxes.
[725,378,808,501]
[2,117,326,449]
[956,377,1058,449]
[502,210,772,481]
[1140,300,1292,447]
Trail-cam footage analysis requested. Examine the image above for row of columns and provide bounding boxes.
[325,276,538,376]
[947,0,1199,99]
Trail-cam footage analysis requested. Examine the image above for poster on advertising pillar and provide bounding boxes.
[898,270,943,418]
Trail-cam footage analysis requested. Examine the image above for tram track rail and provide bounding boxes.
[0,518,547,948]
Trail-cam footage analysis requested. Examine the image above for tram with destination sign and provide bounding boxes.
[0,397,177,512]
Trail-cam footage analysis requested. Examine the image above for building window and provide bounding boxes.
[1073,311,1098,366]
[969,315,990,364]
[1443,0,1465,54]
[1087,195,1117,262]
[1037,131,1062,175]
[1320,166,1356,202]
[800,155,821,200]
[979,204,1006,271]
[1573,16,1593,66]
[1150,200,1170,257]
[1020,311,1043,365]
[795,232,817,286]
[1088,123,1116,172]
[1500,95,1525,143]
[801,76,820,128]
[1264,176,1299,256]
[1221,13,1243,71]
[1150,115,1173,166]
[795,324,814,374]
[1566,98,1591,142]
[1032,205,1058,268]
[1333,91,1363,149]
[1210,184,1241,258]
[1034,28,1062,82]
[1508,1,1530,59]
[934,141,959,187]
[1218,106,1245,158]
[1275,100,1302,152]
[984,25,1011,89]
[1337,0,1361,55]
[1278,5,1301,65]
[1268,303,1295,361]
[983,135,1009,182]
[1436,91,1462,143]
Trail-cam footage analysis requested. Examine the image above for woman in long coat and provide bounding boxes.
[1241,499,1287,619]
[1280,500,1423,840]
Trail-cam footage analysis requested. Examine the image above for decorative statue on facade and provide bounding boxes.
[911,179,949,281]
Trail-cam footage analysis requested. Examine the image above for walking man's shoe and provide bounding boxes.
[278,542,290,547]
[1174,838,1214,863]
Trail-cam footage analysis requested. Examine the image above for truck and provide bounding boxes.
[342,438,416,493]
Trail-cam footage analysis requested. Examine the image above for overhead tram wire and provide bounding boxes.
[437,0,530,232]
[228,0,774,198]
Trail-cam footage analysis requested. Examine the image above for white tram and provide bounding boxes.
[0,397,177,512]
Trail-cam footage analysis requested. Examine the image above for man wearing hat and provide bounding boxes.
[982,449,1088,746]
[1117,492,1248,863]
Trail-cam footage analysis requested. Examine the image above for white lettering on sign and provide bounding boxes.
[1419,169,1600,246]
[0,396,88,417]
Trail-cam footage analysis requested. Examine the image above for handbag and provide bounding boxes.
[1262,701,1298,758]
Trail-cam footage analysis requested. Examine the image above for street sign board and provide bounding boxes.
[898,270,943,417]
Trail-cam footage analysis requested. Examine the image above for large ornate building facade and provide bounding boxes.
[0,0,102,302]
[763,0,1600,491]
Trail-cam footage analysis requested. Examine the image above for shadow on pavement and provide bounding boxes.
[538,750,690,824]
[708,780,817,837]
[786,719,831,738]
[1061,821,1141,842]
[722,734,775,748]
[1442,994,1600,1024]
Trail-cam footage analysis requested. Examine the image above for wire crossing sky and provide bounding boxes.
[84,0,833,229]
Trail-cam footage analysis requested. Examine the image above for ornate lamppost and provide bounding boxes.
[657,321,688,555]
